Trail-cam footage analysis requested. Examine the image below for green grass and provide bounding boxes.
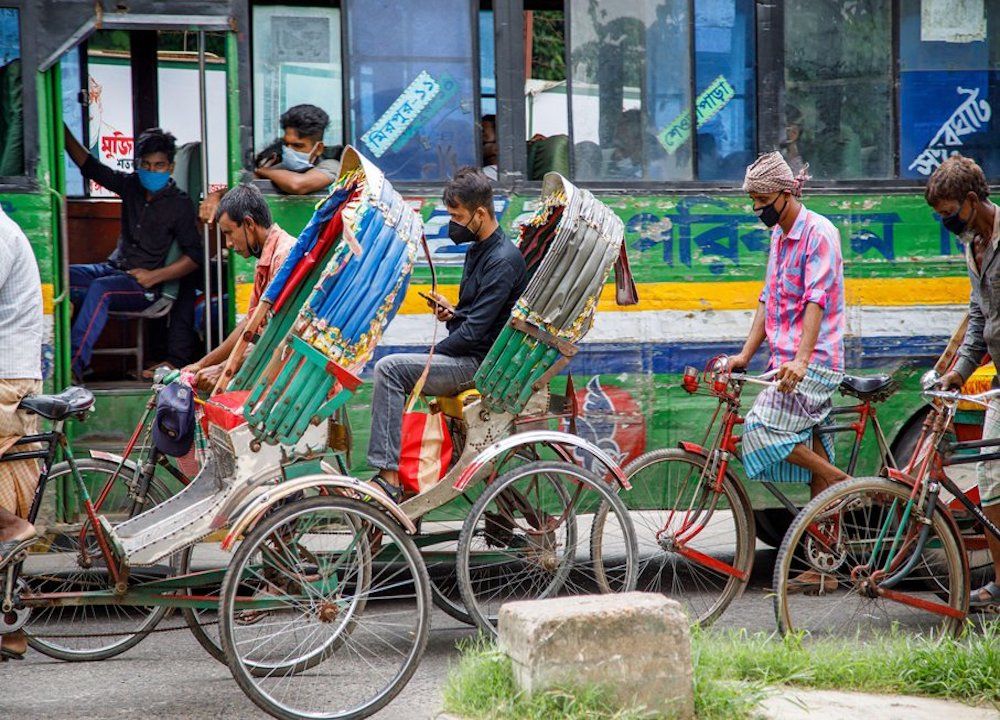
[443,626,1000,720]
[694,624,1000,706]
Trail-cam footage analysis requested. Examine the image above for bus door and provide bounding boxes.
[30,1,245,387]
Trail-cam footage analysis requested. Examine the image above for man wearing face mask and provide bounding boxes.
[182,184,296,392]
[64,126,202,380]
[365,167,528,502]
[728,153,846,591]
[198,105,340,223]
[929,155,1000,609]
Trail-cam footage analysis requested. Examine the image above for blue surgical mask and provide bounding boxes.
[137,168,171,193]
[282,145,315,172]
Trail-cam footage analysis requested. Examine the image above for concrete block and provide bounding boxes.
[498,592,694,719]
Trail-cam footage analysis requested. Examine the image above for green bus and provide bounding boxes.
[1,0,993,540]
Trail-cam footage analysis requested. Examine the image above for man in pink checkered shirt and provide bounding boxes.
[729,153,847,548]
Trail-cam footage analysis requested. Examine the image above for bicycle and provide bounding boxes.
[595,356,899,626]
[772,372,1000,638]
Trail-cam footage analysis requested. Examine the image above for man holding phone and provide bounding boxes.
[366,167,527,501]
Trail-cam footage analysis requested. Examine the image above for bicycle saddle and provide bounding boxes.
[839,374,897,402]
[19,386,95,420]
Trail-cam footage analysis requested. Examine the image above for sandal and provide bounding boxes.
[785,570,838,596]
[0,645,25,661]
[970,580,1000,609]
[367,474,403,505]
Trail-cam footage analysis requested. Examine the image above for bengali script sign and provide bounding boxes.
[100,131,134,159]
[656,75,735,155]
[908,86,992,176]
[361,71,440,158]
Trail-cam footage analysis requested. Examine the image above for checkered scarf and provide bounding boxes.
[742,151,810,197]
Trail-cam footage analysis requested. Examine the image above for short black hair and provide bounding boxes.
[215,183,273,227]
[926,154,990,205]
[135,127,177,163]
[443,166,493,215]
[280,104,330,141]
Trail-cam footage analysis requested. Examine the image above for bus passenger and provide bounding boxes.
[931,155,1000,609]
[728,152,846,592]
[64,126,203,381]
[0,205,43,661]
[183,184,295,392]
[199,104,341,223]
[366,167,528,502]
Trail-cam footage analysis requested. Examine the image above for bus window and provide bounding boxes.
[480,9,497,116]
[569,0,692,182]
[252,5,344,155]
[0,7,23,177]
[694,0,756,182]
[525,6,570,181]
[899,0,999,180]
[347,0,478,182]
[781,0,893,180]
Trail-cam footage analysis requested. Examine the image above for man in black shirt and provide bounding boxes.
[64,126,202,379]
[367,167,527,501]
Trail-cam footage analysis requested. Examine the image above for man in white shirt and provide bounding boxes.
[0,205,43,659]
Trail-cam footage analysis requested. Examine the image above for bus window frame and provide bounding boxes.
[0,0,40,191]
[342,0,484,185]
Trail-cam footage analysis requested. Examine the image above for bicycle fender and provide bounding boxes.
[219,473,417,551]
[452,429,630,492]
[678,441,707,455]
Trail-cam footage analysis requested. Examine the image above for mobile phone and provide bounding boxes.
[418,291,448,310]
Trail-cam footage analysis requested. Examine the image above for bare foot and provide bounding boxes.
[0,517,35,543]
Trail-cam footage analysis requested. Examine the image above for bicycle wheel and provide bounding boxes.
[591,448,755,626]
[421,439,570,626]
[456,460,637,636]
[773,476,968,638]
[22,458,176,661]
[219,496,430,720]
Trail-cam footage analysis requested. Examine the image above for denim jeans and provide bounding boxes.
[70,262,154,375]
[366,353,479,471]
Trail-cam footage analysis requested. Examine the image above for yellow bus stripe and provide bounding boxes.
[229,276,969,318]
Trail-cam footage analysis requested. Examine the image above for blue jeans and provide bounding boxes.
[366,353,479,471]
[70,262,154,375]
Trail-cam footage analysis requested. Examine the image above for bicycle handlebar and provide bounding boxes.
[923,386,1000,408]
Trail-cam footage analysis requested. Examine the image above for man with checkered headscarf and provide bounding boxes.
[727,152,846,591]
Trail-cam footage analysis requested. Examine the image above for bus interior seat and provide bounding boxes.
[526,134,569,181]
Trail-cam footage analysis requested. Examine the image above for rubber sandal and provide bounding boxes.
[785,571,838,596]
[970,580,1000,609]
[367,474,403,505]
[0,646,25,661]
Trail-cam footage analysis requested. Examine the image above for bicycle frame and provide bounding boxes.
[673,365,896,574]
[868,398,1000,615]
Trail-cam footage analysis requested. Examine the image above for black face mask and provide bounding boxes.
[448,214,481,245]
[755,194,787,228]
[942,201,972,237]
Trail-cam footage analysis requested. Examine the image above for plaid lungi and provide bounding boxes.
[742,364,843,483]
[0,378,43,517]
[977,397,1000,508]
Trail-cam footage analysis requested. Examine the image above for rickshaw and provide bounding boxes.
[3,148,432,720]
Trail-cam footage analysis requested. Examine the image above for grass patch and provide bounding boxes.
[443,625,1000,719]
[695,624,1000,706]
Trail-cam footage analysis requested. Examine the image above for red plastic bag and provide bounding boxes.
[399,409,453,496]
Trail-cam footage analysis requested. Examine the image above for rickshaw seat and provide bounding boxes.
[436,390,480,419]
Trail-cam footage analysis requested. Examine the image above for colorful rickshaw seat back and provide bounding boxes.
[230,146,424,446]
[474,172,627,415]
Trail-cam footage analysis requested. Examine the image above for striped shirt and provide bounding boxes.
[0,207,42,379]
[758,205,845,372]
